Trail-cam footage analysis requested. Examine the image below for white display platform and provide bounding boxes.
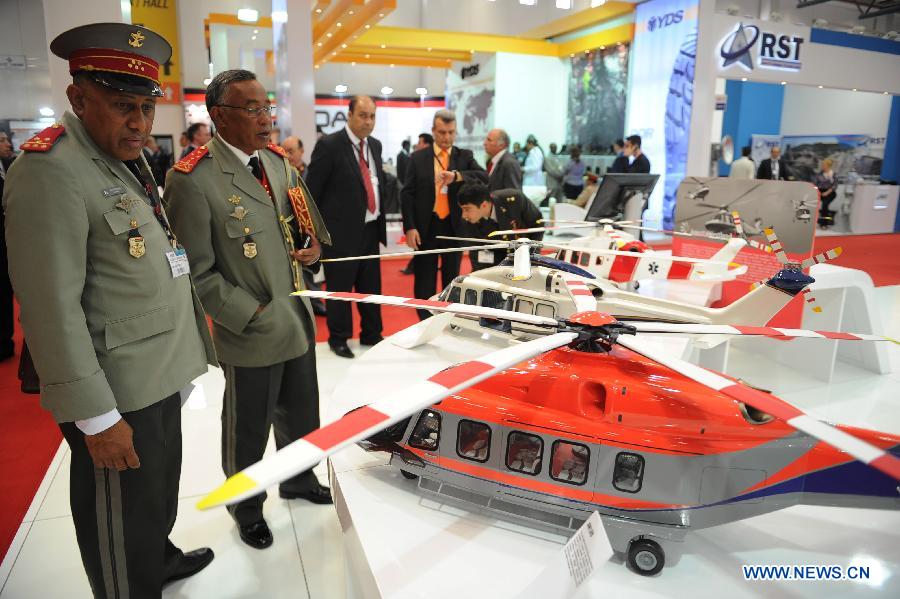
[328,321,900,599]
[847,184,899,235]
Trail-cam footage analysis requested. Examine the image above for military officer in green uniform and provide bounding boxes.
[457,182,544,270]
[163,69,332,551]
[2,23,217,598]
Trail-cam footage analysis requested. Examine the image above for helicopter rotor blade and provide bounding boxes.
[627,322,897,343]
[512,244,532,280]
[488,224,588,237]
[196,331,579,509]
[615,335,900,482]
[321,243,508,263]
[292,290,558,328]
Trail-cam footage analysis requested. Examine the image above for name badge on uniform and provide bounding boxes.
[478,249,495,264]
[166,247,190,278]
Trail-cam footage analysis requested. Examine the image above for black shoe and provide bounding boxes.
[399,266,414,275]
[329,343,354,359]
[280,482,333,505]
[163,547,215,586]
[312,303,327,317]
[0,342,13,362]
[239,520,273,549]
[359,335,384,347]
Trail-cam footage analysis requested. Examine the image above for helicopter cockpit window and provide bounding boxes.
[535,303,555,318]
[409,410,442,452]
[516,299,534,315]
[480,289,505,310]
[464,289,478,305]
[550,441,590,485]
[613,452,644,493]
[457,420,491,462]
[579,253,591,267]
[506,431,543,475]
[447,285,461,304]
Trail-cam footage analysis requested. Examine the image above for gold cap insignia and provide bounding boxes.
[228,195,242,205]
[128,31,145,48]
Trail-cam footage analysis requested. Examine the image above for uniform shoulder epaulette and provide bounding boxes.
[173,145,210,173]
[20,123,66,152]
[266,143,287,158]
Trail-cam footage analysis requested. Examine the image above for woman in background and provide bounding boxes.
[815,158,837,228]
[562,146,586,200]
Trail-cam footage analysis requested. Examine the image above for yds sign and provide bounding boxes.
[647,10,684,32]
[720,22,804,72]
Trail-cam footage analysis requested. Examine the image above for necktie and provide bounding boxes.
[487,159,494,174]
[434,149,449,219]
[248,156,263,182]
[358,140,377,213]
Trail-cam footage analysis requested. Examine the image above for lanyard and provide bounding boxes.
[434,151,449,171]
[124,159,178,248]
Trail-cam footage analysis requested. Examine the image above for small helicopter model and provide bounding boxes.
[486,217,750,286]
[197,231,896,577]
[198,293,899,576]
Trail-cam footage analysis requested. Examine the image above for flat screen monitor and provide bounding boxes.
[586,173,660,221]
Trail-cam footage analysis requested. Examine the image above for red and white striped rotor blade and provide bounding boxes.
[731,211,746,237]
[562,277,597,312]
[293,290,558,328]
[747,239,774,253]
[627,322,897,343]
[801,288,823,314]
[615,335,900,482]
[321,243,507,263]
[800,246,843,269]
[197,332,579,509]
[763,227,790,265]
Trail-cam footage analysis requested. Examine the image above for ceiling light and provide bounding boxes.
[39,106,54,117]
[327,32,333,37]
[365,24,371,29]
[203,78,212,85]
[317,42,322,46]
[852,88,857,91]
[365,53,370,58]
[336,22,342,27]
[556,0,572,8]
[818,85,823,88]
[600,45,605,50]
[416,87,428,95]
[351,61,356,66]
[389,63,394,68]
[381,86,394,95]
[591,0,607,6]
[253,29,259,34]
[341,43,347,48]
[519,0,536,5]
[427,47,432,51]
[349,10,354,15]
[335,84,348,93]
[314,64,320,69]
[315,8,322,13]
[251,35,257,40]
[741,77,747,81]
[780,81,787,85]
[380,44,386,48]
[378,13,384,17]
[884,91,889,95]
[237,8,258,22]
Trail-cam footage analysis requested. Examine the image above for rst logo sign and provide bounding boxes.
[647,10,683,32]
[720,22,804,72]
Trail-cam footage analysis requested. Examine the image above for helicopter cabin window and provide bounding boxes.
[570,251,580,265]
[613,452,644,493]
[579,252,591,267]
[550,441,590,485]
[535,303,555,318]
[456,420,491,462]
[464,288,478,306]
[447,285,461,304]
[595,255,604,266]
[516,298,534,315]
[506,431,543,475]
[409,410,442,452]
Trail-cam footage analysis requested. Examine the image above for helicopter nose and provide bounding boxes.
[567,311,618,327]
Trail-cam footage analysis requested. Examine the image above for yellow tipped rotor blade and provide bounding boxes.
[196,472,257,510]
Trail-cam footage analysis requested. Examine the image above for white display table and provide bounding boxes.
[327,322,900,599]
[847,183,899,234]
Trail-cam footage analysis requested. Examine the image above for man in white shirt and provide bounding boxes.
[522,134,545,186]
[483,128,522,191]
[729,146,755,179]
[306,96,388,358]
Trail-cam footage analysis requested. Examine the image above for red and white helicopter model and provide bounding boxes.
[198,230,898,577]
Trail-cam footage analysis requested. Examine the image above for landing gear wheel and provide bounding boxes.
[400,470,418,480]
[628,539,664,576]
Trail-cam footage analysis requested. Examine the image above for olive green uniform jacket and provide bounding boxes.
[1,111,216,423]
[163,136,330,368]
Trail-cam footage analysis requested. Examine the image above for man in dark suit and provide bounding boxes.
[306,95,386,358]
[0,131,15,360]
[396,139,411,185]
[179,122,211,159]
[458,183,542,270]
[608,138,628,174]
[623,134,651,173]
[401,109,487,319]
[757,146,791,180]
[483,128,522,191]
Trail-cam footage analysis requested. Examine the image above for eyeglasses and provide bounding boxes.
[216,104,276,117]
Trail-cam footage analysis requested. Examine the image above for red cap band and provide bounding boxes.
[68,48,160,85]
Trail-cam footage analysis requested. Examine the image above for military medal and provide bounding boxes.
[243,238,258,259]
[127,218,145,258]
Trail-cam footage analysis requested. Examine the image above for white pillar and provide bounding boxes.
[273,0,316,150]
[686,0,717,176]
[41,0,126,119]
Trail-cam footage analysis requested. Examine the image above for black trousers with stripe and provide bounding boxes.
[60,392,184,599]
[221,315,322,526]
[412,215,460,320]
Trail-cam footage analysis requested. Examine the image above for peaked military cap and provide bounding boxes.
[50,22,172,97]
